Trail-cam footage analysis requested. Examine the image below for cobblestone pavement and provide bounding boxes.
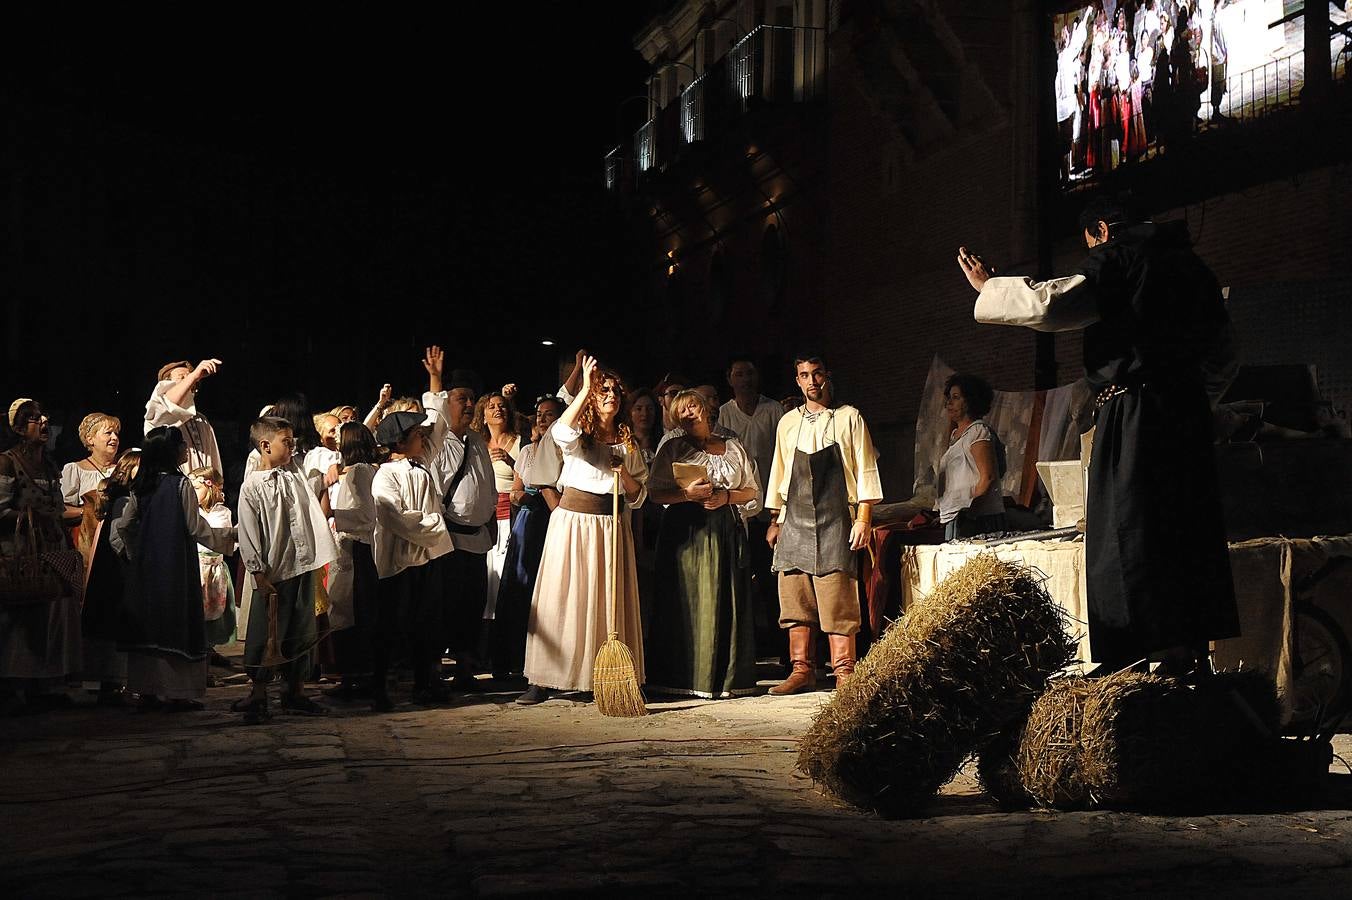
[3,674,1352,899]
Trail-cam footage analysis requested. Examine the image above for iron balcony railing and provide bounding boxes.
[607,23,827,184]
[634,117,657,172]
[728,23,826,111]
[681,73,707,144]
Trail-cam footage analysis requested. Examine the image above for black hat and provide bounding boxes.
[446,369,482,396]
[375,410,432,447]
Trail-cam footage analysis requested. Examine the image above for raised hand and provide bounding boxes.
[422,346,444,378]
[194,358,223,380]
[957,246,996,292]
[580,355,599,393]
[376,383,393,409]
[501,383,517,399]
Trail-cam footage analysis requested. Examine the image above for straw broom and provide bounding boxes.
[594,469,646,717]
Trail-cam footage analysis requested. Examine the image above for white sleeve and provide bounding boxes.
[236,489,268,574]
[624,445,648,511]
[108,493,139,559]
[731,440,763,518]
[144,381,191,433]
[373,470,455,552]
[60,464,82,506]
[550,419,582,454]
[973,274,1100,333]
[421,391,450,451]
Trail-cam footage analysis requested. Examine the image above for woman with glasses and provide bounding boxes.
[0,399,84,715]
[518,357,649,704]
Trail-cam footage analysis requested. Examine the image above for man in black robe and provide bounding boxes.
[957,198,1239,674]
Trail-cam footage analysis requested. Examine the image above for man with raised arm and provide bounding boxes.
[144,358,225,481]
[957,197,1239,676]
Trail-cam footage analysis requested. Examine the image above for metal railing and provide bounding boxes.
[634,117,657,172]
[609,23,828,182]
[604,146,632,192]
[681,73,707,144]
[728,24,826,111]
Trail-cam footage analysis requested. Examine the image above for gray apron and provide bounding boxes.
[771,410,853,577]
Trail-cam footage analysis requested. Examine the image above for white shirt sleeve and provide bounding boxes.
[144,380,193,433]
[109,493,139,560]
[973,274,1101,333]
[60,463,82,506]
[373,469,455,551]
[236,487,268,574]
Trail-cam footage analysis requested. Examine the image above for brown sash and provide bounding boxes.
[559,487,610,515]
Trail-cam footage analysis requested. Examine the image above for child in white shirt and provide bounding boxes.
[237,416,338,724]
[371,410,455,710]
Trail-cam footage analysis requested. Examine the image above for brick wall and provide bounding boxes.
[823,5,1351,500]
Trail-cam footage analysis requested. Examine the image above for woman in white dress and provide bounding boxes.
[518,357,648,704]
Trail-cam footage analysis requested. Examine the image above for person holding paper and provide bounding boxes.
[957,197,1239,676]
[646,390,761,698]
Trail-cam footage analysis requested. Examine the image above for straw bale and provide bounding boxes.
[1014,678,1096,808]
[975,724,1033,810]
[797,555,1075,817]
[1077,673,1201,806]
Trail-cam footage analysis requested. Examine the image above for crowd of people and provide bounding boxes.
[1056,0,1233,185]
[7,341,981,718]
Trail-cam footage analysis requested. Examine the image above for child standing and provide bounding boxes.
[237,416,338,724]
[189,467,237,650]
[371,410,455,710]
[325,423,381,705]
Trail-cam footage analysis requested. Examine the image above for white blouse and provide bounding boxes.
[649,433,762,518]
[61,460,112,506]
[937,421,1005,524]
[331,463,378,545]
[301,446,343,501]
[488,434,522,494]
[551,420,648,507]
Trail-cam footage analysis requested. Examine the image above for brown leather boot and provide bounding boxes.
[829,633,856,689]
[768,626,816,695]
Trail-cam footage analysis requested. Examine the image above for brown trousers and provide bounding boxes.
[778,570,860,636]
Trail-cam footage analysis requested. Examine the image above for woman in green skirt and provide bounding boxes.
[646,390,761,698]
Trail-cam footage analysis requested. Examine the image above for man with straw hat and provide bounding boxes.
[958,196,1239,676]
[765,352,883,694]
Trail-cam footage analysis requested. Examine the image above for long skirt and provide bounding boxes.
[492,493,551,676]
[330,540,376,675]
[523,506,644,692]
[483,513,511,619]
[1086,382,1240,666]
[79,529,127,683]
[127,652,208,699]
[645,504,756,699]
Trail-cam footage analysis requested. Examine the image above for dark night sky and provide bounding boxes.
[5,7,667,455]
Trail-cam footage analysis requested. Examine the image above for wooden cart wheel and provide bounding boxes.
[1288,605,1352,733]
